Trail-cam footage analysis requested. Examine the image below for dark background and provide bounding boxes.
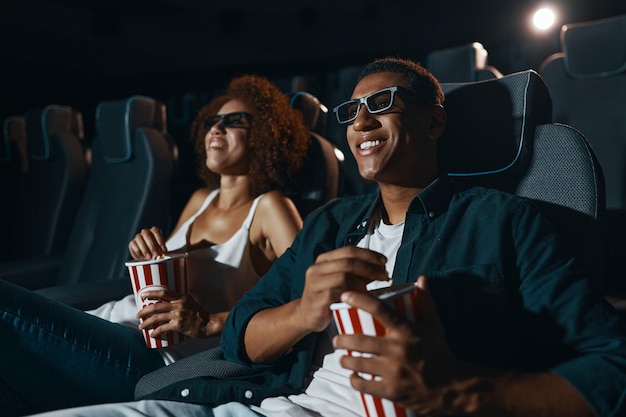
[2,0,626,141]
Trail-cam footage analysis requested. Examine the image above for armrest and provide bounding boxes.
[0,256,63,289]
[135,346,255,399]
[35,278,132,311]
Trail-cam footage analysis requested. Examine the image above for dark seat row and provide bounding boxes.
[0,92,344,310]
[0,97,174,306]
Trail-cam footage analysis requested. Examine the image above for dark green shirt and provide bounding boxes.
[151,177,626,416]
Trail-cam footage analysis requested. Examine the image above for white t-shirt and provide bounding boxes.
[252,217,405,416]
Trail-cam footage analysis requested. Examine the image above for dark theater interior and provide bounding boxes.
[2,0,626,415]
[0,0,626,295]
[3,0,626,132]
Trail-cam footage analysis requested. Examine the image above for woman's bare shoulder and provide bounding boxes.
[187,187,214,206]
[174,187,215,227]
[257,190,298,213]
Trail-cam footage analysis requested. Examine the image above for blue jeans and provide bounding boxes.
[0,280,165,416]
[27,400,263,417]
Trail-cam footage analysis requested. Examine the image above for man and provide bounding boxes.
[34,58,626,417]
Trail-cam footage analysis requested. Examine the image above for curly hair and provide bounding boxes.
[358,57,445,107]
[190,75,310,196]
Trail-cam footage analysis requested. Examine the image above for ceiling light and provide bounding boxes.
[533,7,557,31]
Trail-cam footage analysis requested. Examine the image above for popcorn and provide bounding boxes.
[125,253,189,348]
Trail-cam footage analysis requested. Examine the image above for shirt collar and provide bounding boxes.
[344,175,454,246]
[407,175,454,221]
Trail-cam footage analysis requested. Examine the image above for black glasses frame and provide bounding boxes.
[203,112,253,130]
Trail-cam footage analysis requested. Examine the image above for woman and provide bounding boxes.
[0,75,310,416]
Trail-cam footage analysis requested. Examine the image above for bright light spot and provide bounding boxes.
[533,7,556,31]
[333,148,345,162]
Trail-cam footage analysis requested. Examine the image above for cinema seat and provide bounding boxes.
[539,13,626,297]
[426,42,503,83]
[0,96,174,309]
[287,91,344,218]
[5,106,87,261]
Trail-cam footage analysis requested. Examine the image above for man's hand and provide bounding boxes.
[297,246,389,333]
[244,246,389,363]
[333,276,463,416]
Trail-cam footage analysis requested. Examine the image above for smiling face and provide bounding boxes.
[204,99,253,176]
[346,71,442,188]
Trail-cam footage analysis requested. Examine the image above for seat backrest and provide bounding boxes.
[288,91,329,136]
[0,116,28,260]
[439,70,604,282]
[56,96,173,285]
[539,14,626,210]
[165,93,206,226]
[1,116,28,173]
[8,106,88,260]
[516,123,605,281]
[439,70,552,191]
[286,91,344,218]
[426,42,503,83]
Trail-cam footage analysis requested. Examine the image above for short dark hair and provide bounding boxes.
[358,57,445,106]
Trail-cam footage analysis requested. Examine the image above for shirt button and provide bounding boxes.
[180,388,190,397]
[244,390,253,399]
[428,211,435,218]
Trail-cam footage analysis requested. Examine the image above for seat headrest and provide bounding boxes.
[426,42,489,83]
[25,105,75,161]
[288,91,328,135]
[2,116,26,163]
[562,14,626,79]
[167,93,199,126]
[95,96,157,163]
[438,70,552,186]
[153,101,168,134]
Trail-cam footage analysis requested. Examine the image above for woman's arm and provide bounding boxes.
[252,190,303,258]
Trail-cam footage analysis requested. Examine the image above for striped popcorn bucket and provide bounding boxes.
[125,252,189,348]
[331,283,420,417]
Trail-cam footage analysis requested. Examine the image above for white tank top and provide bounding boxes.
[88,189,265,364]
[166,189,263,312]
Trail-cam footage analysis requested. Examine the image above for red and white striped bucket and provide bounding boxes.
[126,252,189,348]
[331,283,420,417]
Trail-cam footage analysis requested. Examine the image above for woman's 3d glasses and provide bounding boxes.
[203,112,252,130]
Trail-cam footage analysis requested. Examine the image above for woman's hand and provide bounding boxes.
[136,289,226,338]
[128,227,168,260]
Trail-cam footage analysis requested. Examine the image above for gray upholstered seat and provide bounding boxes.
[0,96,174,309]
[426,42,503,83]
[3,107,87,262]
[286,91,344,218]
[539,14,626,297]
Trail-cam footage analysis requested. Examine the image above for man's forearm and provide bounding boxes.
[440,371,594,417]
[244,299,310,363]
